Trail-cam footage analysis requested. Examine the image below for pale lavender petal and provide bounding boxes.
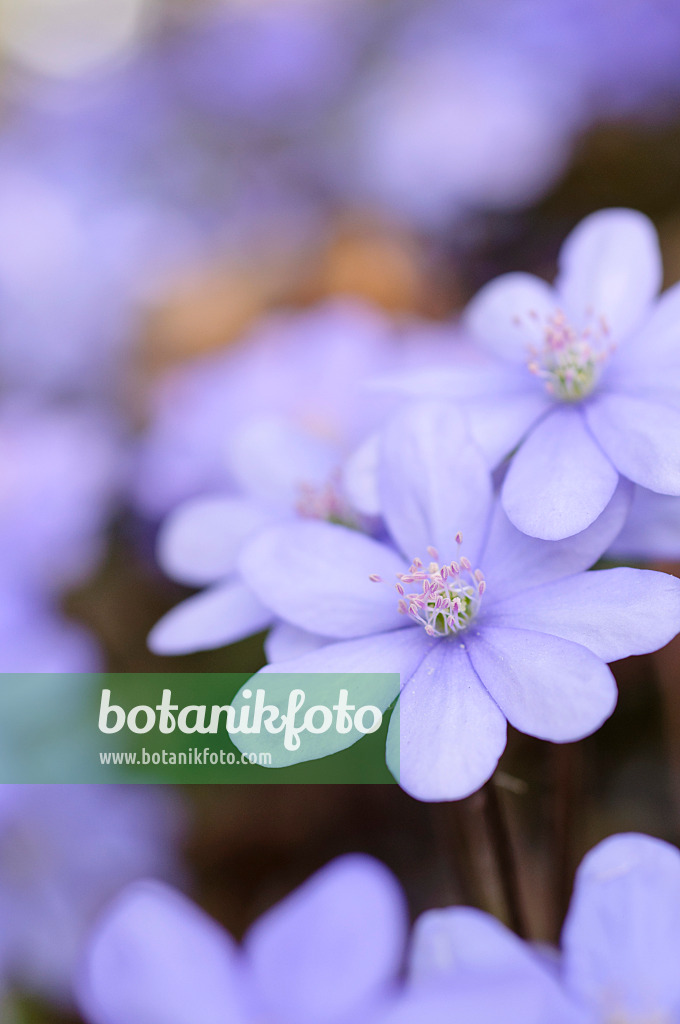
[245,856,407,1024]
[562,833,680,1021]
[377,983,584,1024]
[410,907,563,995]
[466,392,551,467]
[370,355,532,401]
[148,580,273,655]
[230,629,430,766]
[379,401,492,564]
[157,496,275,586]
[501,406,619,540]
[556,209,662,340]
[228,415,339,509]
[467,627,617,742]
[343,433,381,516]
[585,392,680,494]
[607,279,680,387]
[481,480,631,603]
[257,624,431,678]
[386,643,506,802]
[264,622,330,664]
[239,521,405,639]
[608,487,680,561]
[465,272,557,363]
[485,568,680,663]
[77,881,249,1024]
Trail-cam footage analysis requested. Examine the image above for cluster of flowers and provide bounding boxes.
[4,0,680,673]
[139,209,680,1019]
[151,207,680,803]
[77,832,680,1024]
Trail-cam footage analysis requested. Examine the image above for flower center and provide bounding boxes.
[296,475,356,527]
[370,535,485,637]
[522,308,615,402]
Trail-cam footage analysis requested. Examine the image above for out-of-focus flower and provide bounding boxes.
[0,587,100,672]
[608,486,680,563]
[0,402,123,593]
[143,302,449,656]
[0,163,143,397]
[341,0,680,229]
[0,784,185,1006]
[391,209,680,540]
[0,26,328,398]
[409,832,680,1024]
[166,0,368,133]
[470,0,680,123]
[0,402,123,670]
[235,403,680,801]
[78,854,409,1024]
[343,36,575,229]
[77,851,549,1024]
[136,300,407,518]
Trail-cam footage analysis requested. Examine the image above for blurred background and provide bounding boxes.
[2,0,680,1019]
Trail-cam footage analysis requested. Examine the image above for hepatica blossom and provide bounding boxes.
[409,832,680,1024]
[397,209,680,541]
[607,486,680,563]
[236,402,680,801]
[77,853,543,1024]
[0,586,100,672]
[0,402,122,670]
[78,855,408,1024]
[135,299,400,519]
[146,301,447,657]
[0,785,184,1006]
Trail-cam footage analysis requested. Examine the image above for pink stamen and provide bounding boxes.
[523,308,615,402]
[371,539,485,638]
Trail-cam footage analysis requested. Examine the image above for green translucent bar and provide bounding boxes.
[0,673,400,783]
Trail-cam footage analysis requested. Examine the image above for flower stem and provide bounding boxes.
[482,778,528,939]
[550,743,578,940]
[428,801,481,907]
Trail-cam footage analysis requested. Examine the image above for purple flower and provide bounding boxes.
[608,486,680,563]
[409,832,680,1023]
[235,402,680,801]
[76,852,548,1024]
[343,35,575,228]
[0,162,143,397]
[135,300,405,518]
[397,209,680,541]
[166,0,367,130]
[0,402,123,669]
[0,585,100,671]
[0,785,185,1006]
[145,302,447,655]
[0,402,123,593]
[341,1,680,228]
[78,855,410,1024]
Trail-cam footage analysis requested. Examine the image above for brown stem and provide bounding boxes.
[550,743,578,940]
[483,779,529,939]
[428,799,483,908]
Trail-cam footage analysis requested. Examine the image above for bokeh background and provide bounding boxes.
[2,0,680,1019]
